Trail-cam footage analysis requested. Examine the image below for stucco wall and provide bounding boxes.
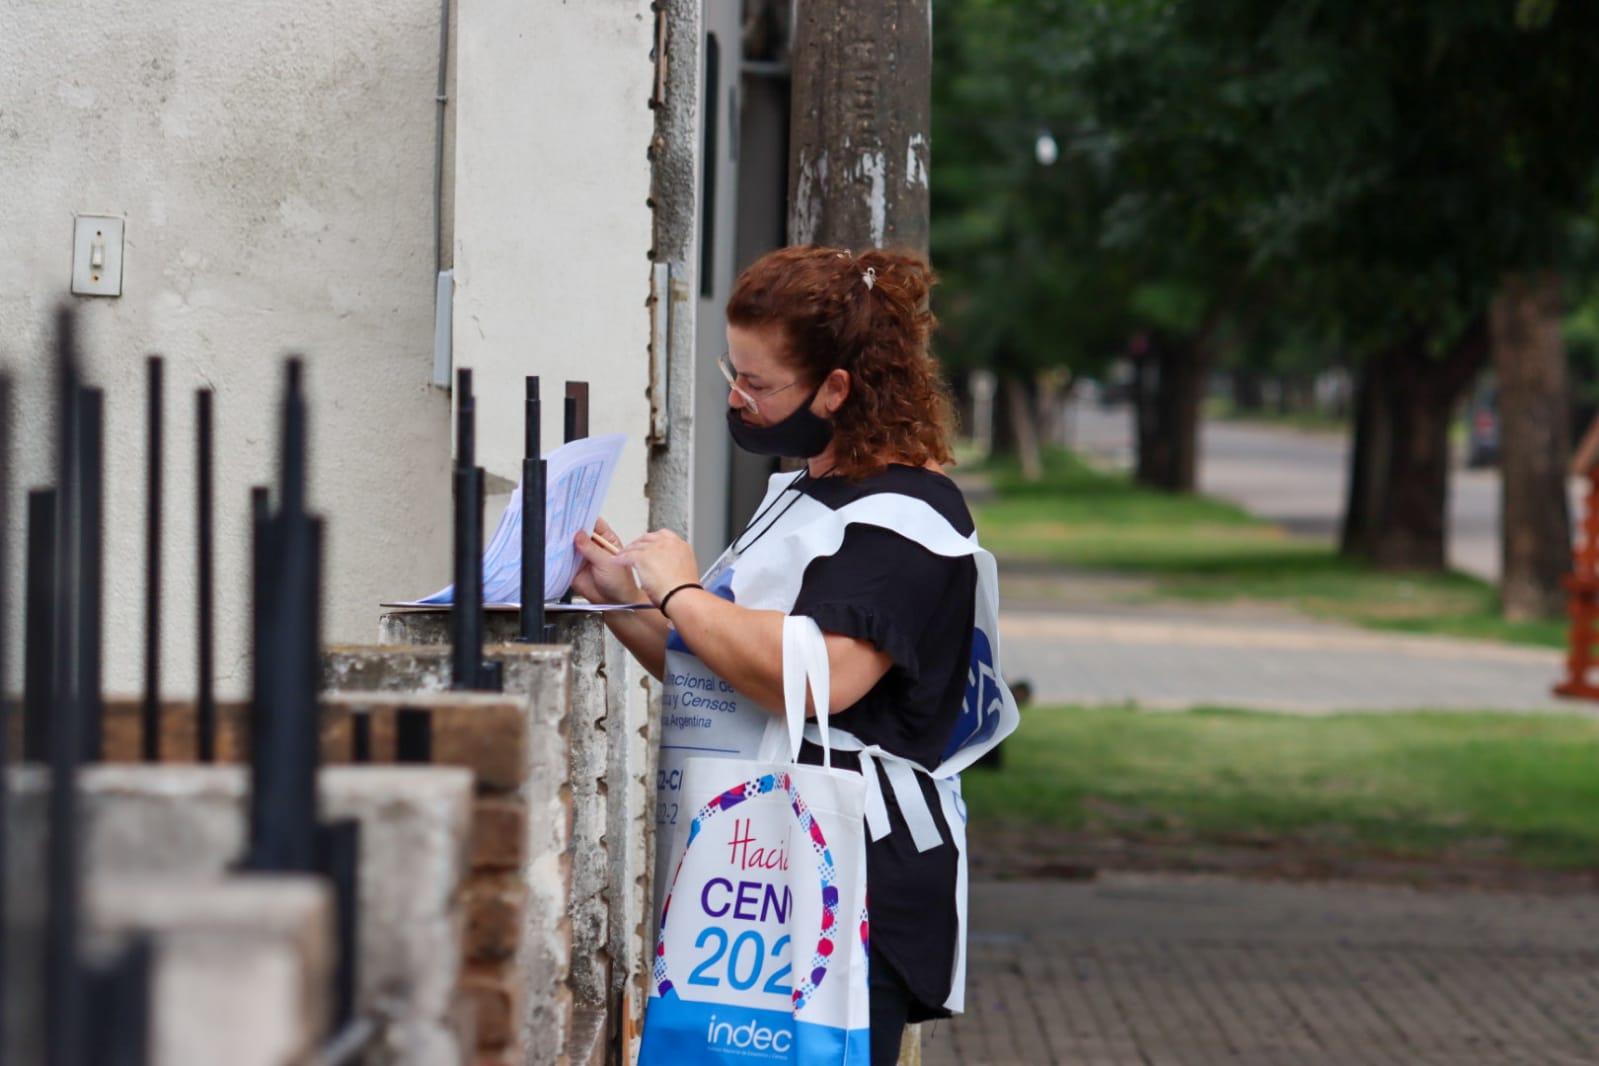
[452,0,658,544]
[0,0,454,697]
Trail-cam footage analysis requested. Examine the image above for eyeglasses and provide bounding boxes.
[718,352,804,415]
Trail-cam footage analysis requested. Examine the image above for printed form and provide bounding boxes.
[393,432,627,607]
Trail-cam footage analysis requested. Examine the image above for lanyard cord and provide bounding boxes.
[729,465,833,557]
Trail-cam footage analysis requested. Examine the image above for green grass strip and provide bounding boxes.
[964,704,1599,871]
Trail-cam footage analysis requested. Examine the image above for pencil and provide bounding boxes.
[589,530,623,556]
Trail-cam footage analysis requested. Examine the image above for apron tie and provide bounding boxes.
[805,723,947,852]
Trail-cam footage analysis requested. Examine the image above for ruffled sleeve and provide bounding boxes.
[798,600,922,682]
[790,524,969,686]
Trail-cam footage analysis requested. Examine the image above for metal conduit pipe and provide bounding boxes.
[433,0,450,275]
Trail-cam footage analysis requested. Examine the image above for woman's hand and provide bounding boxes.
[614,529,701,607]
[570,518,643,604]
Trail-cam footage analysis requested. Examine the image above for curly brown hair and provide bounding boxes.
[725,245,956,479]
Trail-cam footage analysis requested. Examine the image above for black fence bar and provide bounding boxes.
[85,936,152,1066]
[518,377,552,643]
[315,820,360,1030]
[249,484,268,739]
[23,489,55,763]
[239,362,364,1051]
[247,529,319,862]
[394,708,433,764]
[564,380,589,442]
[244,363,321,874]
[0,369,12,1062]
[451,370,486,690]
[47,307,85,1066]
[196,390,216,762]
[77,388,104,764]
[280,361,306,520]
[247,493,273,863]
[350,713,372,763]
[558,382,588,606]
[524,376,540,474]
[142,358,162,762]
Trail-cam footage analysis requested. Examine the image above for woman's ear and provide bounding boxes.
[819,367,851,416]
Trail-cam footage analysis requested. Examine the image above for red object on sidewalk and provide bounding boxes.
[1556,417,1599,700]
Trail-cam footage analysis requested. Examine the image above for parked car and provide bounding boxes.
[1466,382,1499,468]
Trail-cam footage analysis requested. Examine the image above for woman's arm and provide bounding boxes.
[571,523,671,680]
[603,606,672,681]
[616,529,892,714]
[663,591,890,715]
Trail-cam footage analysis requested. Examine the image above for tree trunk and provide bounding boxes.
[787,0,931,253]
[1491,270,1573,620]
[1340,359,1393,559]
[1230,367,1264,413]
[1035,369,1071,450]
[1351,322,1488,570]
[1372,354,1455,570]
[1004,374,1043,482]
[1134,334,1208,492]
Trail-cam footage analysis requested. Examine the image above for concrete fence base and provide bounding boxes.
[8,765,474,1065]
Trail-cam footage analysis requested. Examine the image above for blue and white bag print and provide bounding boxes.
[654,473,1022,1013]
[640,617,873,1065]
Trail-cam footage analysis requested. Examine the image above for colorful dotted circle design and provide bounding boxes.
[652,771,839,1012]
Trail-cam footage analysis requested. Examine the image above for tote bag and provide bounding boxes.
[639,616,873,1065]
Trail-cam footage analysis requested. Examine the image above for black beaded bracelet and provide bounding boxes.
[658,582,703,619]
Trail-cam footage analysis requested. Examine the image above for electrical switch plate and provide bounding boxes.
[71,215,124,296]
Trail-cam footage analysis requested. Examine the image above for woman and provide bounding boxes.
[572,245,1010,1064]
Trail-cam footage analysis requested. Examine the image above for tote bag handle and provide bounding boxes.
[778,614,833,768]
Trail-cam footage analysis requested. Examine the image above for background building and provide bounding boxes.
[2,0,694,700]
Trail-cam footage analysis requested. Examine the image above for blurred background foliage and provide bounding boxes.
[931,0,1599,617]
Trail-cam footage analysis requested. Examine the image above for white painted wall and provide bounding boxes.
[1,0,668,703]
[0,0,455,698]
[452,0,659,546]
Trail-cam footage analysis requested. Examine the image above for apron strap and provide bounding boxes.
[856,750,892,842]
[806,723,947,852]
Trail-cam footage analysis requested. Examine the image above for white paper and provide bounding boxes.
[545,601,654,613]
[392,433,626,608]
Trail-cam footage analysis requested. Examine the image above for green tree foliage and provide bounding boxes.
[930,0,1133,382]
[932,0,1599,569]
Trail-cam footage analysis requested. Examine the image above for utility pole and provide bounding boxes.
[787,0,931,254]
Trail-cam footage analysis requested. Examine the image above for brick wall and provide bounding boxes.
[320,647,577,1066]
[98,687,560,1066]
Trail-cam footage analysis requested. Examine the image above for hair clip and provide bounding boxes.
[862,267,876,291]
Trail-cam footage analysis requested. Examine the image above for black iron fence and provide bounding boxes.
[0,313,364,1064]
[2,306,593,1064]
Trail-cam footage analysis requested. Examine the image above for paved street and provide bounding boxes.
[922,875,1599,1066]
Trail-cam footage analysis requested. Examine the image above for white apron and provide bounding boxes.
[657,472,1020,1012]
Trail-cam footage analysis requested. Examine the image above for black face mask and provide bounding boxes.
[725,385,835,457]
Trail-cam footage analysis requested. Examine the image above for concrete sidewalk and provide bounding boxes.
[922,874,1599,1066]
[999,600,1582,714]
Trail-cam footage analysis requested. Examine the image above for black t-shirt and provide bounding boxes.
[787,464,977,1017]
